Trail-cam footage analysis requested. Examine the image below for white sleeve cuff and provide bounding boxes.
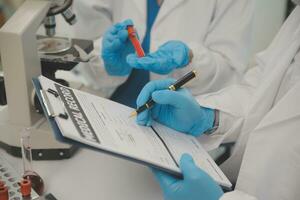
[72,37,128,98]
[220,190,257,200]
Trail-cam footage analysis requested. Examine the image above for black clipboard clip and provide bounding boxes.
[40,89,69,120]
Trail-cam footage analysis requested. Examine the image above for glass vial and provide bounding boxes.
[21,128,45,195]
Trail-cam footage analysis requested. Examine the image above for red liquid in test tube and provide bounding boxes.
[127,25,145,57]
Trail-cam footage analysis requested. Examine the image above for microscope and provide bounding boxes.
[0,0,93,160]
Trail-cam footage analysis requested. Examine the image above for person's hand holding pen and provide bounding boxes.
[134,73,215,136]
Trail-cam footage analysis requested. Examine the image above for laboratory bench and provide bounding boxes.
[0,103,226,200]
[0,145,163,200]
[0,106,163,200]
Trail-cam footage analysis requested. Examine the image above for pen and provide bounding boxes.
[127,25,145,57]
[130,70,197,117]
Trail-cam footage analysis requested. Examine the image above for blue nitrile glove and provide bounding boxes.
[127,41,190,75]
[152,154,223,200]
[101,19,135,76]
[136,79,214,136]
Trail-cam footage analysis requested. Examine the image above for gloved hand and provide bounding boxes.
[136,79,214,136]
[152,154,223,200]
[127,41,191,75]
[101,19,135,76]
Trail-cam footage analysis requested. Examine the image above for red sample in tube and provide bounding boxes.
[20,179,31,197]
[22,171,44,195]
[0,185,8,200]
[0,181,4,187]
[127,25,145,57]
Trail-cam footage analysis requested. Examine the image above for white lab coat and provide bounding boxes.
[197,6,300,200]
[71,0,254,97]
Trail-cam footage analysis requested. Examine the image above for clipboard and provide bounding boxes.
[32,77,232,189]
[32,78,185,178]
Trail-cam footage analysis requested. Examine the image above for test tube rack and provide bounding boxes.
[0,156,39,200]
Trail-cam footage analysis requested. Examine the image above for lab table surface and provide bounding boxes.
[0,148,163,200]
[0,104,163,200]
[0,103,222,200]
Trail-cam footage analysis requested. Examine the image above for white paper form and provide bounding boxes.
[39,76,178,172]
[153,123,232,188]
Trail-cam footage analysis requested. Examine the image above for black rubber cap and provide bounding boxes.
[0,76,7,105]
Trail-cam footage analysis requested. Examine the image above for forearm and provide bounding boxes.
[175,44,247,95]
[179,0,254,95]
[194,79,258,150]
[79,57,128,98]
[74,37,128,98]
[72,0,113,40]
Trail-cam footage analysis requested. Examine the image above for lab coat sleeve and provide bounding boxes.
[178,0,255,94]
[74,38,128,98]
[71,0,128,98]
[220,190,258,200]
[195,65,263,150]
[72,0,113,40]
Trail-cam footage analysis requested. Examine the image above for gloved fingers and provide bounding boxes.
[118,29,129,43]
[103,29,117,47]
[103,28,123,49]
[105,34,116,42]
[127,54,154,69]
[151,90,188,108]
[113,19,133,30]
[105,24,123,39]
[179,154,203,180]
[146,117,153,126]
[136,79,176,107]
[106,29,128,46]
[126,54,140,66]
[127,54,172,74]
[136,109,152,126]
[105,25,118,35]
[127,53,167,69]
[151,168,178,187]
[120,19,134,28]
[159,40,190,67]
[107,38,123,51]
[173,48,190,67]
[105,19,133,39]
[177,88,191,96]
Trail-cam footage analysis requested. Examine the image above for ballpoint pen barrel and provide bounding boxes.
[169,71,196,90]
[133,71,197,116]
[136,99,155,114]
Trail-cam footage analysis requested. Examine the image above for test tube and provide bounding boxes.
[21,128,45,196]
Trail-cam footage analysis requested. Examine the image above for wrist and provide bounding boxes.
[204,110,219,135]
[102,52,132,76]
[190,107,215,136]
[172,41,191,69]
[182,43,192,67]
[188,49,194,64]
[103,62,132,76]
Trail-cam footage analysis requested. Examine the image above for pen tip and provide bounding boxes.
[129,111,137,118]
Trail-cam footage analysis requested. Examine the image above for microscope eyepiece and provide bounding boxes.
[44,0,77,37]
[62,8,77,25]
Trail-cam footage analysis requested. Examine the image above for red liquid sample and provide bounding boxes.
[22,171,44,196]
